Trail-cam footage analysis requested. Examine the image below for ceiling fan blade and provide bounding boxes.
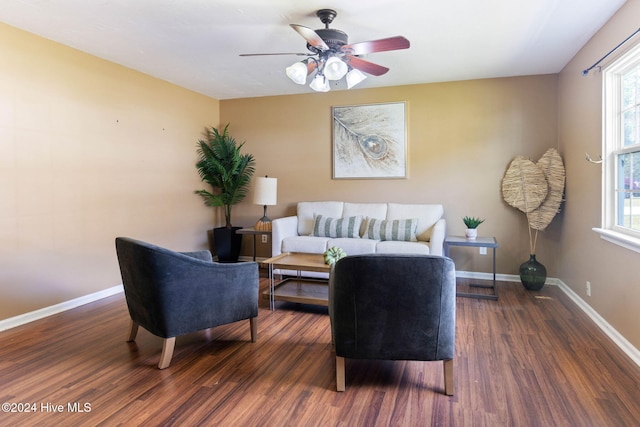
[239,52,313,57]
[346,56,389,76]
[290,24,329,51]
[341,36,410,55]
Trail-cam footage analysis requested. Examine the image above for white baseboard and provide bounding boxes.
[455,270,521,283]
[0,285,124,332]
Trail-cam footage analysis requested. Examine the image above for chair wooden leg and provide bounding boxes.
[336,356,345,391]
[250,317,258,343]
[443,359,454,396]
[127,320,139,342]
[158,337,176,370]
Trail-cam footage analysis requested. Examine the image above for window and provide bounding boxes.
[600,43,640,252]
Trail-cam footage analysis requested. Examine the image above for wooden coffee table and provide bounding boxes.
[262,252,331,310]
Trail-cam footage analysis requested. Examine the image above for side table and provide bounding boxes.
[444,236,498,300]
[237,227,272,261]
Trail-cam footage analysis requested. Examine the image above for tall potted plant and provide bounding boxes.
[195,124,255,262]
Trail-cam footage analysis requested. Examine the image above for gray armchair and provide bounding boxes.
[329,254,456,394]
[115,237,259,369]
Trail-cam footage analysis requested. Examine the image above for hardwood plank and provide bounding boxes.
[0,278,639,426]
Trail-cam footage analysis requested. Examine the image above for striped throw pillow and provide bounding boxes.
[364,218,419,241]
[311,215,363,238]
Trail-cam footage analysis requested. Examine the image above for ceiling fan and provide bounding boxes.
[240,9,410,92]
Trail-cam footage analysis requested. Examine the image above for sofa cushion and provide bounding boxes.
[387,203,444,241]
[297,201,344,236]
[343,203,387,236]
[327,238,379,256]
[376,240,430,254]
[282,236,330,254]
[363,218,419,242]
[342,202,387,219]
[311,215,363,238]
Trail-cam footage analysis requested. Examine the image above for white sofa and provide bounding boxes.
[272,201,446,259]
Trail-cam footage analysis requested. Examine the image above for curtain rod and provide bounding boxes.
[582,27,640,75]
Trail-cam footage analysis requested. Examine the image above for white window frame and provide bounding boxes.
[595,42,640,253]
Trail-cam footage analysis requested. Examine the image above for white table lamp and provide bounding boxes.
[254,176,277,231]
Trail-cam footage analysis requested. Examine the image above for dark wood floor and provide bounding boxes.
[1,278,639,426]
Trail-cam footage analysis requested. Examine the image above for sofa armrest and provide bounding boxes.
[272,216,299,256]
[430,218,446,256]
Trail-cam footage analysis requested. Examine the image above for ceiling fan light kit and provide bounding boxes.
[309,74,331,92]
[285,61,308,85]
[241,9,410,93]
[324,56,348,80]
[346,68,367,89]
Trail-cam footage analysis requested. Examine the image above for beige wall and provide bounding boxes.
[0,23,219,319]
[222,76,559,272]
[558,0,640,349]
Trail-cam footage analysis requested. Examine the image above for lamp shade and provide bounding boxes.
[286,61,308,85]
[346,68,367,89]
[253,176,277,206]
[310,74,330,92]
[324,57,348,80]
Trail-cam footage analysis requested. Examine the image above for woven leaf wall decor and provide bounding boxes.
[501,156,548,213]
[501,149,566,254]
[528,148,566,231]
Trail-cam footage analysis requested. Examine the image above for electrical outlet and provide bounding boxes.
[261,235,268,244]
[479,247,487,255]
[586,281,591,297]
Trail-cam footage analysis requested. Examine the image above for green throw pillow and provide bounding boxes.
[311,215,363,238]
[364,218,419,241]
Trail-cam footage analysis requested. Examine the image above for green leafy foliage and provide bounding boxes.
[195,124,255,228]
[462,216,485,229]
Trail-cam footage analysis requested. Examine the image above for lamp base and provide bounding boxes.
[255,216,272,231]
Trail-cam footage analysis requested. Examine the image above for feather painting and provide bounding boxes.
[332,102,406,179]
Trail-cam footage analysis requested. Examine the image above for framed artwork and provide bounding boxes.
[332,101,407,179]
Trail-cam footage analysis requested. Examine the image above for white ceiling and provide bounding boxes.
[0,0,627,100]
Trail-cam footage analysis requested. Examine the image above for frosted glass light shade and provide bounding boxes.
[346,68,367,89]
[253,177,277,206]
[324,56,348,80]
[285,62,308,85]
[310,74,330,92]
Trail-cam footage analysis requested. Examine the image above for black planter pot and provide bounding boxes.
[211,226,243,263]
[519,254,547,291]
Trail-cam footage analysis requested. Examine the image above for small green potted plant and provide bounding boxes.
[195,124,255,262]
[462,216,485,240]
